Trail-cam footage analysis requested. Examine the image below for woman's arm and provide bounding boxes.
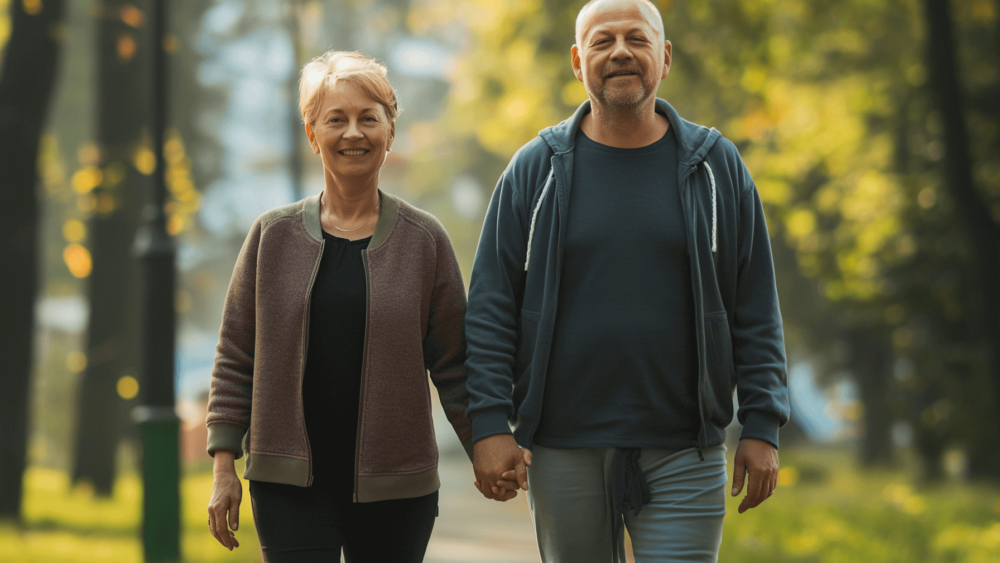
[205,218,263,457]
[423,222,475,461]
[205,219,262,551]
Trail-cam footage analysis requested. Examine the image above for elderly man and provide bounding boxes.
[465,0,790,561]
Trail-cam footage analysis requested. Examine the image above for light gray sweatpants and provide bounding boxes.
[526,444,728,563]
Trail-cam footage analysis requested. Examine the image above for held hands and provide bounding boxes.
[472,434,531,501]
[732,438,779,514]
[207,450,242,550]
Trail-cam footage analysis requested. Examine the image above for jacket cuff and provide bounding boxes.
[470,407,512,443]
[739,411,780,449]
[207,422,247,459]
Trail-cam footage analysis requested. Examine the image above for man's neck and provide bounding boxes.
[581,98,668,149]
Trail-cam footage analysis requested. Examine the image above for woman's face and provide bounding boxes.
[306,81,395,185]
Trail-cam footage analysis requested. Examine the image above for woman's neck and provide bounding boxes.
[321,174,380,221]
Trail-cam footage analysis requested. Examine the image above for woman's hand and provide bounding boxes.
[207,450,242,550]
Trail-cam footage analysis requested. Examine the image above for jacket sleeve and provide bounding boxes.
[424,224,475,462]
[205,218,261,458]
[465,168,530,443]
[732,170,791,448]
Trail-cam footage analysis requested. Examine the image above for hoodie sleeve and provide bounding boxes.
[465,166,530,443]
[423,222,475,462]
[205,217,261,459]
[732,169,790,448]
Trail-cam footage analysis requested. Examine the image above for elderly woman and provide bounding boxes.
[205,51,474,563]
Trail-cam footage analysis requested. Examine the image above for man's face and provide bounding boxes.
[572,0,671,110]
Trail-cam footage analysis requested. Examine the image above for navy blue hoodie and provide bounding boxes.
[465,99,790,451]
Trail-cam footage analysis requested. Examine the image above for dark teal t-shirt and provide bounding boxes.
[533,125,701,449]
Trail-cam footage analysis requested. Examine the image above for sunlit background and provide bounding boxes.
[2,0,1000,561]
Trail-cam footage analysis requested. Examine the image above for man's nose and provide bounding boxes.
[609,37,633,61]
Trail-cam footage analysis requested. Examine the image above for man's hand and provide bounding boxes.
[732,438,779,514]
[473,434,528,501]
[207,450,242,550]
[496,447,532,492]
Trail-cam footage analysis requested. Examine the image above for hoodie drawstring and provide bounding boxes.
[703,161,717,253]
[524,170,554,272]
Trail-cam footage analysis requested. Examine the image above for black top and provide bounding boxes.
[302,231,370,494]
[533,126,701,449]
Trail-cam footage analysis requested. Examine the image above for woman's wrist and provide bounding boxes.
[213,450,237,476]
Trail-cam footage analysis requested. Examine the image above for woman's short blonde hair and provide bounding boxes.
[298,51,400,125]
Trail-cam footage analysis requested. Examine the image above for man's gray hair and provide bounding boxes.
[575,0,665,46]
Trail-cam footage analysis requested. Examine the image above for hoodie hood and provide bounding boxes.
[539,98,721,168]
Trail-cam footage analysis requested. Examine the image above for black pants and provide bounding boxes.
[249,480,438,563]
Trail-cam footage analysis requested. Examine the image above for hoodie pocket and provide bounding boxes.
[704,311,736,426]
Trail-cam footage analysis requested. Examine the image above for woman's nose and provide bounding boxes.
[344,120,363,139]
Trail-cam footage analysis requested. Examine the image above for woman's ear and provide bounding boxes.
[305,122,320,155]
[387,121,395,153]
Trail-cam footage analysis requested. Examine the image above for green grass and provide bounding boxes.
[2,448,999,562]
[2,465,262,563]
[717,448,1000,563]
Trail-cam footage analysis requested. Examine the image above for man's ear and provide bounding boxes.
[662,40,672,79]
[571,45,584,82]
[305,122,320,155]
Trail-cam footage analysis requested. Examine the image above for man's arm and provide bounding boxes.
[730,160,790,512]
[466,167,532,499]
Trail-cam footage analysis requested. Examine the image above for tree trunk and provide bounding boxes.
[0,0,67,521]
[849,331,895,467]
[921,0,1000,478]
[71,0,146,496]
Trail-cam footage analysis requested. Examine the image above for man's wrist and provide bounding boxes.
[470,406,513,443]
[739,411,780,449]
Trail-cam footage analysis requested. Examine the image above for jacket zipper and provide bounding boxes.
[682,164,709,460]
[526,158,563,442]
[354,250,372,502]
[300,240,325,487]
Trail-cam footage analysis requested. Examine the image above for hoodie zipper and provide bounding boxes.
[353,249,372,502]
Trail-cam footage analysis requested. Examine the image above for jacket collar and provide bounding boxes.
[538,98,721,167]
[303,189,399,248]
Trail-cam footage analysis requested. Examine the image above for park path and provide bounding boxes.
[424,450,540,563]
[423,395,540,563]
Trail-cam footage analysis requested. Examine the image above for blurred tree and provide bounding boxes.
[70,0,147,496]
[920,0,1000,478]
[0,0,67,521]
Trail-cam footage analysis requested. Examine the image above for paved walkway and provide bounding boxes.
[424,398,540,563]
[425,450,540,563]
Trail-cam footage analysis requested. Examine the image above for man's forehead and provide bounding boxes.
[576,0,663,42]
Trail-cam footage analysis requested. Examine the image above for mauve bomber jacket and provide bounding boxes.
[206,191,475,503]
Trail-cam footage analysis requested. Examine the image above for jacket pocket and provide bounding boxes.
[704,311,736,427]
